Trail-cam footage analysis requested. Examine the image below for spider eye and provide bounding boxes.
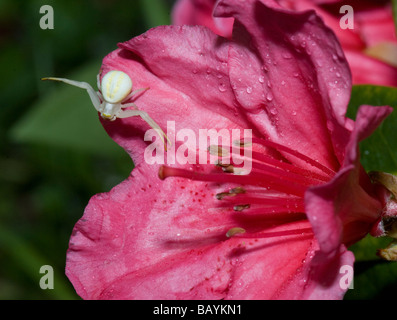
[101,70,133,104]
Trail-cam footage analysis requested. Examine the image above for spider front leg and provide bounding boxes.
[117,109,170,149]
[41,77,101,112]
[123,87,150,103]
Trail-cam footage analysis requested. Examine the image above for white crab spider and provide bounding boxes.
[42,70,169,148]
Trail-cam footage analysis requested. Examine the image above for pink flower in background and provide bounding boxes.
[65,0,392,299]
[172,0,397,87]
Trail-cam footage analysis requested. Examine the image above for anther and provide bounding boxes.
[226,227,246,238]
[233,204,251,211]
[208,145,230,157]
[234,139,252,147]
[222,165,235,173]
[216,187,246,200]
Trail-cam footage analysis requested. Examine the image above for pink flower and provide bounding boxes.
[65,0,392,299]
[172,0,397,87]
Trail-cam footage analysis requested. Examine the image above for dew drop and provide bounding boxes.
[218,83,227,92]
[258,75,265,83]
[266,92,273,101]
[246,86,253,94]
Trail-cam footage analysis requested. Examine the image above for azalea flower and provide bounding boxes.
[65,0,393,299]
[172,0,397,87]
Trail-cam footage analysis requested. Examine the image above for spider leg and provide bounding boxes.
[123,87,150,102]
[96,74,101,90]
[117,109,170,149]
[42,77,101,111]
[120,102,137,109]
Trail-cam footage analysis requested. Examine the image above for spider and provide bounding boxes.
[42,70,169,148]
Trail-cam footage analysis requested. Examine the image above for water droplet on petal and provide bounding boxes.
[246,86,252,94]
[266,92,273,101]
[218,83,227,92]
[258,75,265,83]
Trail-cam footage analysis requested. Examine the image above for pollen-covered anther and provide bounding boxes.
[216,186,246,200]
[216,161,234,173]
[230,187,246,194]
[208,145,230,157]
[233,139,252,148]
[226,227,246,238]
[233,204,250,212]
[222,165,235,173]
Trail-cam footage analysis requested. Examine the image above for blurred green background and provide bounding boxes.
[1,0,396,300]
[0,0,173,299]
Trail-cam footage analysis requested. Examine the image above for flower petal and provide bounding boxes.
[278,242,355,300]
[344,50,397,86]
[278,0,365,51]
[172,0,234,38]
[67,161,319,299]
[305,105,393,254]
[214,0,352,170]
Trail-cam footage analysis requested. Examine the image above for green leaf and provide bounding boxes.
[345,235,397,300]
[346,85,397,174]
[10,61,127,158]
[0,223,78,299]
[138,0,171,28]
